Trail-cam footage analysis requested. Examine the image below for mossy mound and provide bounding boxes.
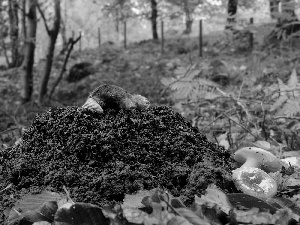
[0,106,236,222]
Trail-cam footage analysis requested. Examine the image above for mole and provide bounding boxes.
[82,84,150,113]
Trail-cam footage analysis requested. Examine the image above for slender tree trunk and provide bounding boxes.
[150,0,158,40]
[277,0,299,37]
[59,0,68,54]
[20,0,27,59]
[0,0,9,66]
[8,0,19,67]
[115,8,119,33]
[183,1,193,34]
[21,0,27,37]
[280,0,297,24]
[38,0,61,104]
[59,19,68,54]
[226,0,238,28]
[184,17,193,35]
[21,0,37,103]
[269,0,280,19]
[266,0,299,42]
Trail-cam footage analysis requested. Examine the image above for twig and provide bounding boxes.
[223,113,259,139]
[201,108,234,131]
[0,183,12,193]
[274,116,300,120]
[159,192,181,216]
[48,35,81,100]
[228,119,233,149]
[14,1,26,15]
[37,3,50,34]
[238,76,245,100]
[0,127,19,135]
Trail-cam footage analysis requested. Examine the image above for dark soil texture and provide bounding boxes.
[0,106,236,222]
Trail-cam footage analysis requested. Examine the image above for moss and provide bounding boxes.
[0,106,236,222]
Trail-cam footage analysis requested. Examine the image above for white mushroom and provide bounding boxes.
[232,167,278,199]
[232,147,283,199]
[233,147,282,172]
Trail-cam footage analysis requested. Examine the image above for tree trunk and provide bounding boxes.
[38,0,61,104]
[226,0,238,28]
[184,19,193,34]
[150,0,158,40]
[280,0,297,24]
[183,0,193,34]
[20,0,27,58]
[115,8,119,33]
[59,0,68,54]
[277,0,300,37]
[21,0,37,103]
[59,19,68,54]
[266,0,299,43]
[8,0,19,68]
[269,0,280,19]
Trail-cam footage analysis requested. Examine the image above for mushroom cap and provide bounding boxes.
[234,147,282,173]
[232,167,278,199]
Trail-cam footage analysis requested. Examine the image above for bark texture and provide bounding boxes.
[8,0,20,67]
[151,0,159,40]
[21,0,37,103]
[183,1,193,34]
[38,0,61,104]
[227,0,238,26]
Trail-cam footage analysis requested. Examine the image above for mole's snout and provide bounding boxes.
[82,97,103,113]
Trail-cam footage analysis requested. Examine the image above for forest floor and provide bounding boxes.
[1,24,300,224]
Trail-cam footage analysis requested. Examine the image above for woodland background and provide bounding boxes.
[1,0,300,224]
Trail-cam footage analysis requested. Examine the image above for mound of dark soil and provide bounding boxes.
[0,106,236,222]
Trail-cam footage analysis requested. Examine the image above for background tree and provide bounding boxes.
[279,0,298,24]
[38,0,61,104]
[182,0,197,34]
[267,0,300,40]
[59,18,67,54]
[166,0,202,34]
[21,0,37,103]
[150,0,158,39]
[0,0,9,66]
[269,0,280,19]
[102,0,131,39]
[0,0,25,68]
[279,0,300,37]
[227,0,238,28]
[8,0,20,67]
[103,0,160,40]
[20,0,27,58]
[59,0,68,54]
[133,0,159,40]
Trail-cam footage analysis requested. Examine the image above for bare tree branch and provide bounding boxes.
[49,35,82,100]
[36,3,50,34]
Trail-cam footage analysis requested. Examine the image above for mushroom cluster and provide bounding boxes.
[232,147,283,199]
